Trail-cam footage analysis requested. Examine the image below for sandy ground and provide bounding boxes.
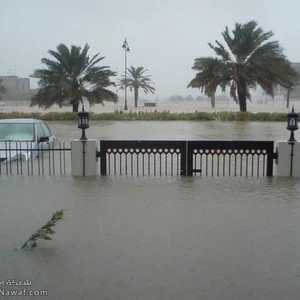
[0,100,297,114]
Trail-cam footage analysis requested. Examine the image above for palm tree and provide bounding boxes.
[286,69,300,108]
[189,20,297,111]
[188,57,230,108]
[118,66,155,107]
[31,43,118,112]
[0,79,6,100]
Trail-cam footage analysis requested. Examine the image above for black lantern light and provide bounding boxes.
[287,106,298,143]
[77,105,89,140]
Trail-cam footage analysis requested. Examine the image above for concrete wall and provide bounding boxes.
[71,140,99,176]
[275,141,300,177]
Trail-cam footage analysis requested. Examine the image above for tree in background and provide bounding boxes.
[167,95,184,103]
[286,68,300,108]
[118,66,155,107]
[189,20,297,111]
[0,79,6,100]
[184,94,195,102]
[31,43,118,112]
[188,57,230,108]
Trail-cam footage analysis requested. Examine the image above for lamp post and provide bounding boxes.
[287,106,298,143]
[77,105,89,140]
[287,106,298,176]
[122,38,130,111]
[77,105,89,177]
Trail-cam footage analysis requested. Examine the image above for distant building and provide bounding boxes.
[0,75,30,93]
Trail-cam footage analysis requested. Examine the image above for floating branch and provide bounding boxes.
[20,210,65,249]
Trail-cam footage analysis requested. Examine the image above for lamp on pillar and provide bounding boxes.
[77,105,89,140]
[287,106,298,143]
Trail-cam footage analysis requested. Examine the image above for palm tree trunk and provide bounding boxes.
[239,98,247,111]
[286,88,291,109]
[72,102,79,112]
[210,93,215,108]
[237,77,247,112]
[134,89,139,108]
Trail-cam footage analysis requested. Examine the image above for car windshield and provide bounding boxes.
[0,123,34,141]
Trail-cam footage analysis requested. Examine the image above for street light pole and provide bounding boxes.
[122,38,130,111]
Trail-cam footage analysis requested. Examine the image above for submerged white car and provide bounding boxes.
[0,119,56,162]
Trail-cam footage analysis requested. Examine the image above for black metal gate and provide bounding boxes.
[187,140,274,177]
[98,140,187,176]
[98,140,275,177]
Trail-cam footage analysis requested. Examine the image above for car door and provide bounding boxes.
[40,122,56,144]
[35,122,50,150]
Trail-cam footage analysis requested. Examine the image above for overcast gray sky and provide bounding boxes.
[1,0,300,100]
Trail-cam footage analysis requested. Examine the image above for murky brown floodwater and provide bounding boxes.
[1,121,300,300]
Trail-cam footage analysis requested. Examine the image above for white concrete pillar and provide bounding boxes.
[275,141,300,177]
[71,139,98,176]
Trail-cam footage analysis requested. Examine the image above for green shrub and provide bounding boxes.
[42,112,77,121]
[216,111,237,121]
[234,112,255,121]
[0,110,288,122]
[0,111,42,119]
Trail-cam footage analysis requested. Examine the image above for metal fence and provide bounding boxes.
[98,140,187,176]
[1,139,276,177]
[99,140,275,177]
[0,141,71,176]
[187,141,274,177]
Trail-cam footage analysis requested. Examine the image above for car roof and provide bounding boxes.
[0,119,44,124]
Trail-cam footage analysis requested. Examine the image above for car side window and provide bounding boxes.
[41,122,51,137]
[36,123,46,140]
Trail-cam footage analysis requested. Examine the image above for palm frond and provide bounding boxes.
[30,43,118,111]
[189,20,297,111]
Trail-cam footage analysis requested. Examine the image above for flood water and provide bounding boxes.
[1,121,300,300]
[48,120,290,141]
